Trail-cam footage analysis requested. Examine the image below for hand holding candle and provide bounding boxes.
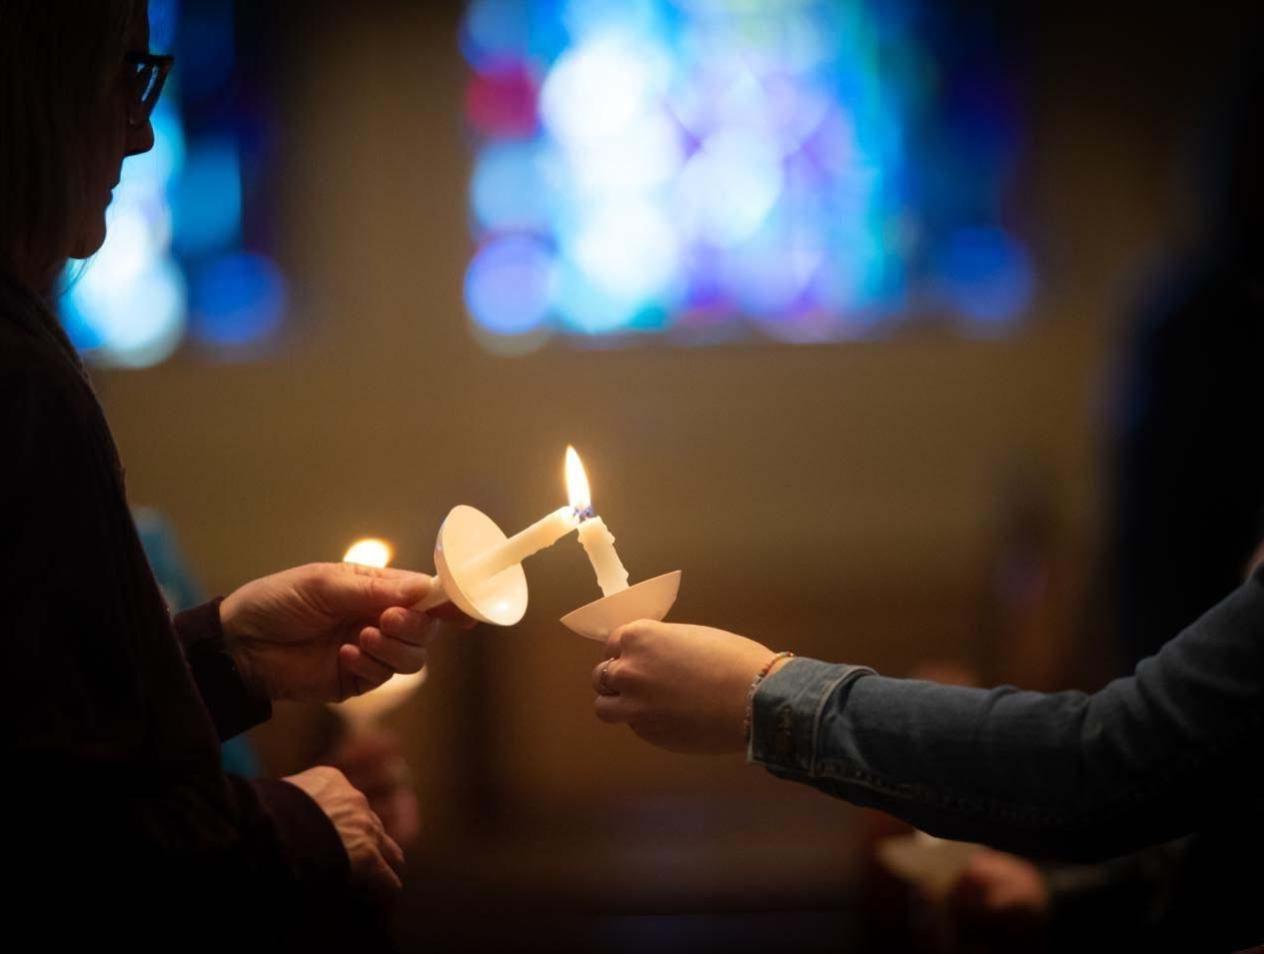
[335,537,429,725]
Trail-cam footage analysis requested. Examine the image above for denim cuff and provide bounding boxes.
[747,657,875,776]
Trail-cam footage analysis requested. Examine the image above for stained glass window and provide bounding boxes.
[461,0,1033,351]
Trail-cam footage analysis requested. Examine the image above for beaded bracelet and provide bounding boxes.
[743,651,795,742]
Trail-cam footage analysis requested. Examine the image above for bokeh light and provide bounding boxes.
[191,253,288,349]
[63,256,188,368]
[464,235,558,336]
[471,142,555,232]
[461,0,1033,345]
[59,0,287,367]
[934,227,1035,333]
[343,538,395,568]
[174,137,242,257]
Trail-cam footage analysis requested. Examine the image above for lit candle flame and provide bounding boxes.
[565,445,592,513]
[342,537,394,568]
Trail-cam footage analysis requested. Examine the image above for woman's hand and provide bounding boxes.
[220,562,457,703]
[591,621,782,754]
[328,728,421,847]
[283,766,405,895]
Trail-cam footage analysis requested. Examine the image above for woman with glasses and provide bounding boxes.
[1,3,446,944]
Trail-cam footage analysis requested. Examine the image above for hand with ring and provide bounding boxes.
[596,659,618,696]
[589,620,788,754]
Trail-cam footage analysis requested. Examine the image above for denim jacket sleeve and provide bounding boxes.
[749,568,1264,862]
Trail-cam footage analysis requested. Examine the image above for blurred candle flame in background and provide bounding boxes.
[342,537,395,569]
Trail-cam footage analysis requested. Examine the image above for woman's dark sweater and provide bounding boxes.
[0,273,352,943]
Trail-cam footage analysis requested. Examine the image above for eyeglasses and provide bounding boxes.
[123,51,174,126]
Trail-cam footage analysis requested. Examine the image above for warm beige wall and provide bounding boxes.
[94,3,1235,831]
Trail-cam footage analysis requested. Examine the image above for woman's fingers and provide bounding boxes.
[591,658,620,695]
[378,606,437,646]
[339,643,394,696]
[380,832,406,875]
[594,694,631,724]
[359,623,429,674]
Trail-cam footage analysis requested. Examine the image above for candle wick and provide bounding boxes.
[575,505,595,521]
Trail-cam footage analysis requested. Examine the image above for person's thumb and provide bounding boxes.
[326,566,434,613]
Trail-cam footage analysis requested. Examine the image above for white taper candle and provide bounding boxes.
[461,505,581,581]
[576,515,629,596]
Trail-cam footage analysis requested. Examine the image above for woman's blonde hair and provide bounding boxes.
[0,0,137,294]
